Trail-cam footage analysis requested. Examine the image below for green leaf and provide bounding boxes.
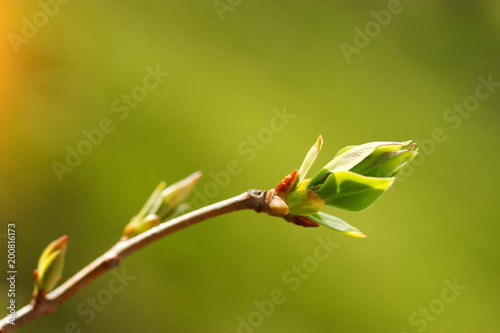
[350,142,417,178]
[308,212,366,238]
[307,142,391,190]
[307,141,411,190]
[324,141,408,173]
[285,190,325,215]
[292,135,323,191]
[315,171,394,211]
[306,168,331,191]
[332,145,355,158]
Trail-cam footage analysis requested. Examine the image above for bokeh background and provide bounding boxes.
[1,1,499,332]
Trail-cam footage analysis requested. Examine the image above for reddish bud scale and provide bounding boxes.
[275,170,298,197]
[285,215,320,228]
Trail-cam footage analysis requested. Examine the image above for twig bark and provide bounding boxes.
[0,189,268,333]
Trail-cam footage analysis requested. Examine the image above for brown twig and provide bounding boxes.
[0,190,268,333]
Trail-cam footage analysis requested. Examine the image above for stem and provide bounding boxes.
[0,190,267,333]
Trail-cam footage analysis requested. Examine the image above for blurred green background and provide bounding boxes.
[1,1,499,332]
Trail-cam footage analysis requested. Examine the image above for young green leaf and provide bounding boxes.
[315,171,394,211]
[307,141,411,190]
[292,135,323,191]
[324,141,405,172]
[350,142,417,178]
[308,212,366,238]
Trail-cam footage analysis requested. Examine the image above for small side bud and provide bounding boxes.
[123,214,160,239]
[268,196,290,216]
[33,235,68,302]
[156,171,203,220]
[122,172,203,240]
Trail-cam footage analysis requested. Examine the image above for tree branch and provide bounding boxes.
[0,189,268,333]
